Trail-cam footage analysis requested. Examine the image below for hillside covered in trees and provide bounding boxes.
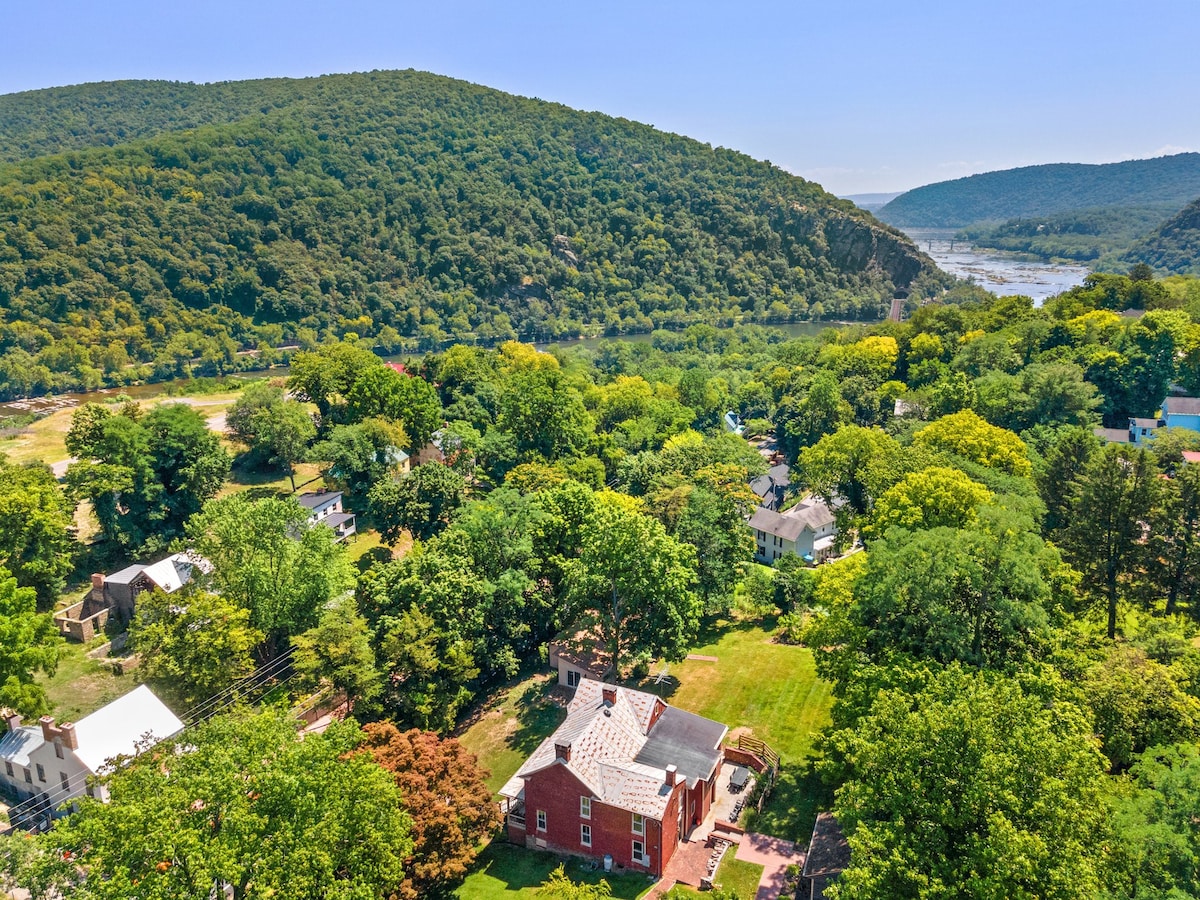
[956,203,1179,265]
[878,153,1200,228]
[0,71,941,400]
[1123,196,1200,275]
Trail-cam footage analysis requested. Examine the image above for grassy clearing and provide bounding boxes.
[667,854,764,899]
[632,617,834,843]
[636,618,831,763]
[0,389,246,469]
[38,636,133,722]
[456,672,566,795]
[455,840,655,899]
[0,407,76,467]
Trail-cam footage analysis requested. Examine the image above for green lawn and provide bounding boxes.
[666,854,764,899]
[456,672,567,795]
[456,841,655,899]
[38,635,133,722]
[457,616,833,866]
[634,617,834,842]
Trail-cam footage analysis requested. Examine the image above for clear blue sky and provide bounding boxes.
[4,0,1198,195]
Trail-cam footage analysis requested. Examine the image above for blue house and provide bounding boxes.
[1163,397,1200,434]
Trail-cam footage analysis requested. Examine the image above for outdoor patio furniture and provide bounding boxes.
[730,765,750,791]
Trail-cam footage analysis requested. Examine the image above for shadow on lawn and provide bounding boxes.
[751,757,833,844]
[508,676,567,757]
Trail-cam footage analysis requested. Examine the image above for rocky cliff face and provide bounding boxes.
[822,214,932,289]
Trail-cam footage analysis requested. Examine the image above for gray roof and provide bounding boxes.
[325,512,355,527]
[803,812,850,881]
[1166,397,1200,417]
[297,490,342,510]
[1130,417,1161,429]
[634,706,727,788]
[1094,427,1131,444]
[106,563,147,585]
[0,725,44,767]
[748,499,835,542]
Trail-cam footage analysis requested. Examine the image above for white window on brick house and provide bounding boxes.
[632,812,644,836]
[536,809,547,831]
[581,823,592,846]
[580,796,591,818]
[632,839,646,865]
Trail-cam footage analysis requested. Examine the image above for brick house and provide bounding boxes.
[500,679,727,876]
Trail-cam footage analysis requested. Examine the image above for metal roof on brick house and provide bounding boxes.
[500,679,727,820]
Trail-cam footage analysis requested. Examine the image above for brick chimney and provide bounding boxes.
[91,572,105,593]
[39,715,57,742]
[665,764,678,787]
[555,742,572,762]
[2,710,20,732]
[59,722,78,750]
[602,686,617,707]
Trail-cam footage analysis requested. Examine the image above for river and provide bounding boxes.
[901,228,1090,303]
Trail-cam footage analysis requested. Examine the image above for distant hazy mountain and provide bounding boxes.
[843,192,903,212]
[877,154,1200,228]
[1124,196,1200,275]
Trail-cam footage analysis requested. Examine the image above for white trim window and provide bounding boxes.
[536,809,547,832]
[581,823,592,847]
[632,812,645,836]
[580,796,591,819]
[632,839,646,865]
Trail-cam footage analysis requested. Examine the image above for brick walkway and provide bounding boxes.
[661,835,720,888]
[736,832,805,900]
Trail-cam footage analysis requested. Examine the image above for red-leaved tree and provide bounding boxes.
[361,722,498,899]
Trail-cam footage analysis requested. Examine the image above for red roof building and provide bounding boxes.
[500,679,727,876]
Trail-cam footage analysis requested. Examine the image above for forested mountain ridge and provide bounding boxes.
[1123,196,1200,275]
[0,78,315,164]
[0,70,939,400]
[878,153,1200,227]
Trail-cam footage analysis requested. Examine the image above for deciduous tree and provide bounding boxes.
[360,723,497,899]
[186,495,354,643]
[564,492,699,675]
[825,668,1110,900]
[0,568,59,718]
[129,586,263,709]
[46,712,412,900]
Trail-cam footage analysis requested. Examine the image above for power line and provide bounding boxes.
[181,648,296,722]
[7,650,303,830]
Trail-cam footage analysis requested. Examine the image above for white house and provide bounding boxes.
[297,490,357,542]
[0,685,184,828]
[749,498,837,565]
